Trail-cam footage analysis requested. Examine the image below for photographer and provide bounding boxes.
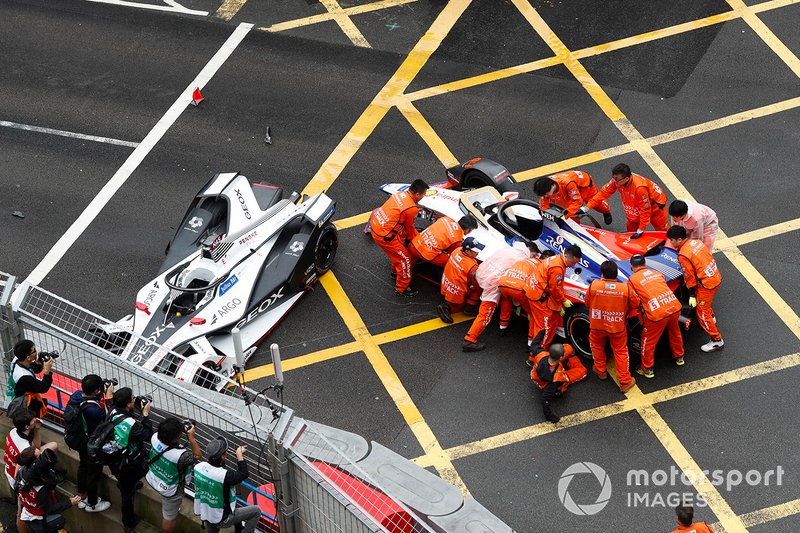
[4,411,58,533]
[194,437,261,533]
[146,417,202,533]
[65,374,114,513]
[108,387,153,533]
[16,447,82,533]
[8,340,54,417]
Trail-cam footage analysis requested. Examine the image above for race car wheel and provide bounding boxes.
[565,304,592,360]
[193,362,221,389]
[461,169,496,191]
[314,223,338,275]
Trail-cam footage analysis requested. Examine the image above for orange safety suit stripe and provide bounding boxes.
[372,235,414,292]
[524,255,568,311]
[464,301,496,343]
[531,345,587,392]
[499,286,530,315]
[589,329,632,387]
[587,173,667,231]
[670,522,714,533]
[441,249,479,302]
[640,312,684,371]
[628,268,682,322]
[678,240,722,290]
[585,279,639,333]
[695,285,721,341]
[540,171,610,217]
[446,285,481,310]
[410,216,463,262]
[369,191,420,241]
[498,257,539,292]
[527,300,561,346]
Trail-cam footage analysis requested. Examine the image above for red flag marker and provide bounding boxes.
[191,87,204,107]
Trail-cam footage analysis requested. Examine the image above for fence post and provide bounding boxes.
[268,433,297,533]
[0,275,21,353]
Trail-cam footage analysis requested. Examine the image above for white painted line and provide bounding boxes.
[24,22,254,287]
[0,120,139,148]
[83,0,209,16]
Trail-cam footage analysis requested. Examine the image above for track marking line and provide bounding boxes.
[300,0,472,198]
[513,2,790,528]
[715,217,800,250]
[404,0,800,103]
[0,120,139,148]
[320,272,470,494]
[415,350,800,464]
[395,99,459,167]
[261,0,419,33]
[213,0,247,21]
[332,93,800,231]
[83,0,208,15]
[241,341,361,382]
[727,0,800,78]
[729,497,800,529]
[320,0,372,48]
[24,23,254,287]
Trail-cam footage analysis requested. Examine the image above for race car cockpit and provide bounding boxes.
[459,186,544,243]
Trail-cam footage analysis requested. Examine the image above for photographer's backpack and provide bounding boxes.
[63,400,98,450]
[86,412,128,465]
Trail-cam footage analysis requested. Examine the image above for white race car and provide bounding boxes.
[90,173,338,389]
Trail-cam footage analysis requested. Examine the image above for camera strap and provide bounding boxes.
[148,444,176,465]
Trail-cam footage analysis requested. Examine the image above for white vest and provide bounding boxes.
[146,435,189,497]
[193,461,235,524]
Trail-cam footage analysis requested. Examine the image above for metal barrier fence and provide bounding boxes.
[0,271,435,533]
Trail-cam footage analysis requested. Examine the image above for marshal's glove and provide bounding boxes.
[563,300,573,309]
[688,296,697,308]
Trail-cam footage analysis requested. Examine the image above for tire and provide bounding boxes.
[461,169,496,190]
[314,223,338,275]
[564,304,592,360]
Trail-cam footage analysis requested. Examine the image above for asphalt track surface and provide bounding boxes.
[1,0,799,531]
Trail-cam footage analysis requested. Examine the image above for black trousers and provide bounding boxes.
[24,514,65,533]
[77,447,104,505]
[111,462,147,528]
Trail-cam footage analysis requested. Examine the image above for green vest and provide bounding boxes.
[146,435,186,497]
[193,462,235,524]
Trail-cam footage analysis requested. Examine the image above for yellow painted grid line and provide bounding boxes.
[737,497,800,528]
[319,272,470,494]
[637,404,745,529]
[395,99,459,167]
[261,0,419,33]
[416,350,800,465]
[241,211,799,381]
[513,1,787,529]
[728,0,800,78]
[333,94,800,232]
[716,216,800,250]
[300,0,472,198]
[213,0,247,21]
[320,0,372,48]
[405,56,562,102]
[404,0,800,103]
[242,341,361,382]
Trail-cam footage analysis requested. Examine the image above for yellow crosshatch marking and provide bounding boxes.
[319,0,372,48]
[238,0,800,526]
